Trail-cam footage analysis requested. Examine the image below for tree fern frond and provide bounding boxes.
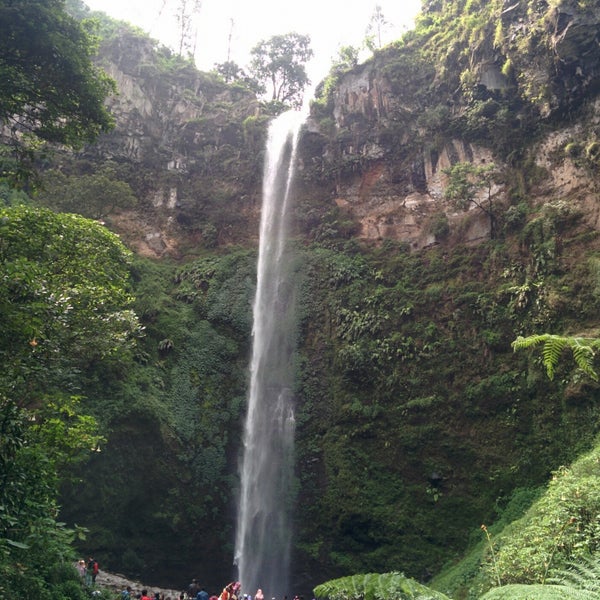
[513,333,600,380]
[360,573,372,600]
[541,336,567,380]
[571,340,598,381]
[480,583,600,599]
[314,572,451,600]
[512,334,552,351]
[549,554,600,593]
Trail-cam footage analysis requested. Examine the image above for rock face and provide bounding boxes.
[296,0,600,251]
[95,31,258,162]
[518,0,600,115]
[302,59,502,249]
[79,0,600,257]
[324,134,497,249]
[83,28,262,258]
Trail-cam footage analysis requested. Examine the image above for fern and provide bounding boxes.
[571,340,597,380]
[512,334,600,381]
[480,583,600,599]
[313,572,451,600]
[548,554,600,595]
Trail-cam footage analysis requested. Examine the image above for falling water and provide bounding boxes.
[235,110,304,598]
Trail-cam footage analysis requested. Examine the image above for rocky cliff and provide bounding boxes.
[296,0,600,249]
[78,26,263,258]
[79,1,600,259]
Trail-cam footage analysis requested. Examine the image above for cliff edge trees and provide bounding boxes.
[0,2,139,596]
[249,33,314,108]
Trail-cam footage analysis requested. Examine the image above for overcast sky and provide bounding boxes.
[83,0,422,85]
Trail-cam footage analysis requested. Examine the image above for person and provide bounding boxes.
[77,559,86,578]
[121,586,133,599]
[231,582,241,600]
[91,557,99,584]
[255,589,264,600]
[220,582,233,600]
[140,590,152,600]
[86,557,95,586]
[86,557,97,585]
[189,580,200,598]
[197,588,209,600]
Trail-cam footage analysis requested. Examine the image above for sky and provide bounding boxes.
[83,0,422,85]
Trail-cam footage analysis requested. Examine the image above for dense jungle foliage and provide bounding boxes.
[4,0,600,599]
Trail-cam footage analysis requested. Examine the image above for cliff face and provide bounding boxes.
[296,0,600,252]
[82,27,263,258]
[83,1,600,258]
[304,62,600,249]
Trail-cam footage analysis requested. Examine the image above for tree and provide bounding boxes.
[249,33,313,107]
[0,0,115,182]
[0,206,141,389]
[443,161,499,237]
[365,5,389,51]
[173,0,202,57]
[214,60,246,83]
[0,205,141,598]
[333,45,360,70]
[36,168,138,219]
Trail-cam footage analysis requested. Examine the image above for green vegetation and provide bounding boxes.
[490,444,600,585]
[37,167,138,219]
[0,206,140,599]
[314,572,451,600]
[249,33,314,107]
[0,0,115,183]
[480,584,600,599]
[294,229,600,587]
[513,334,600,381]
[59,250,256,587]
[443,162,499,237]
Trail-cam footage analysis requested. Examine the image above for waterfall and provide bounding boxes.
[235,110,304,599]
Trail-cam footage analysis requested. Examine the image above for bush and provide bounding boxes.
[487,441,600,585]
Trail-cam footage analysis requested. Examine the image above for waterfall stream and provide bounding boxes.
[235,110,304,599]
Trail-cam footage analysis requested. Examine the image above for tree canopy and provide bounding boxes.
[249,33,313,107]
[0,205,141,394]
[0,0,115,181]
[0,206,141,598]
[36,168,138,219]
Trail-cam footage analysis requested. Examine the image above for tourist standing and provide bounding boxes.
[77,559,86,579]
[197,588,209,600]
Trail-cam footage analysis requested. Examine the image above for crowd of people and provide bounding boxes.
[120,578,304,600]
[76,559,304,600]
[76,557,99,587]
